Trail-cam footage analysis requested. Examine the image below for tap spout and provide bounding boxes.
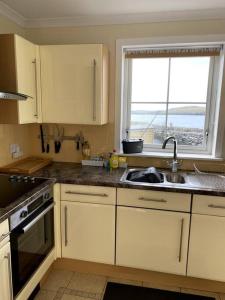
[162,136,177,161]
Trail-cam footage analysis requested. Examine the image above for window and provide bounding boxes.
[122,45,223,156]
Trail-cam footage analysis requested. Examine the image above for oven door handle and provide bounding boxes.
[21,203,55,233]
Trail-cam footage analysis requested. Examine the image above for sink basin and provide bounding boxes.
[126,169,164,183]
[121,168,186,185]
[166,173,185,184]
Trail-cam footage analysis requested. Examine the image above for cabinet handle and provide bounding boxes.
[138,197,167,203]
[4,252,13,300]
[32,59,38,118]
[208,204,225,209]
[178,218,184,262]
[65,191,108,197]
[0,232,10,243]
[93,59,97,121]
[64,206,68,247]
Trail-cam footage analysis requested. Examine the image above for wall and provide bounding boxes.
[0,15,31,166]
[26,19,225,167]
[0,15,225,168]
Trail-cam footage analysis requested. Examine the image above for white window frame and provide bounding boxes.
[115,35,225,159]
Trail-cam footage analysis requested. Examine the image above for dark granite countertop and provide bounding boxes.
[0,178,55,223]
[1,161,225,224]
[32,162,225,196]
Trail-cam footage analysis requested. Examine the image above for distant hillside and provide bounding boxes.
[132,105,205,115]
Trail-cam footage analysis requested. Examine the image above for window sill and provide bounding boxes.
[117,151,223,161]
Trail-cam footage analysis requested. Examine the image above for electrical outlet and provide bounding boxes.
[10,144,17,154]
[10,144,23,158]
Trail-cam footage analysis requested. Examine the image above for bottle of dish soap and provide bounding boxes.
[110,150,119,169]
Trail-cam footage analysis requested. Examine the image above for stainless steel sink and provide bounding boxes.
[121,168,225,190]
[166,173,185,184]
[121,168,187,185]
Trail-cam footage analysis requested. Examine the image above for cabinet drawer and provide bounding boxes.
[0,220,9,245]
[193,194,225,216]
[117,188,191,212]
[61,184,116,205]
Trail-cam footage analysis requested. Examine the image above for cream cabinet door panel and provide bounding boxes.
[188,214,225,281]
[192,194,225,216]
[0,242,12,300]
[41,44,106,125]
[15,35,38,124]
[116,207,190,275]
[61,184,116,205]
[117,188,191,212]
[61,201,115,264]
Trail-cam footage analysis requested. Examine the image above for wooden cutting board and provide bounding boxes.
[0,157,52,174]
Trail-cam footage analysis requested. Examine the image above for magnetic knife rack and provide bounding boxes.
[37,134,77,141]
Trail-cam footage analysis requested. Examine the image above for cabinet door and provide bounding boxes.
[40,44,108,125]
[188,214,225,281]
[15,35,39,123]
[116,207,190,275]
[61,201,115,264]
[0,242,12,300]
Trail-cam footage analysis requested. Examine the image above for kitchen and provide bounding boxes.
[1,1,225,300]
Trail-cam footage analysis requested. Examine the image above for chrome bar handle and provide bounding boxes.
[22,203,55,233]
[32,59,38,118]
[178,218,184,262]
[93,59,96,121]
[138,197,167,203]
[0,232,10,243]
[66,191,108,197]
[4,252,13,300]
[64,205,68,247]
[208,204,225,209]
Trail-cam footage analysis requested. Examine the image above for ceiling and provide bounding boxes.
[0,0,225,28]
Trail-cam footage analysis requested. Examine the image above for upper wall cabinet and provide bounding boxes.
[40,44,109,125]
[0,34,41,124]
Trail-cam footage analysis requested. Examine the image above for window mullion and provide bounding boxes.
[165,58,171,138]
[125,59,132,139]
[203,57,215,152]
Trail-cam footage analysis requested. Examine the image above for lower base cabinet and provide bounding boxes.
[0,242,12,300]
[116,206,190,275]
[61,201,115,264]
[187,214,225,282]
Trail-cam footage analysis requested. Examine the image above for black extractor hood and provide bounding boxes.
[0,92,31,100]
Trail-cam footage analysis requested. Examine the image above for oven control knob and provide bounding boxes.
[20,210,28,218]
[9,175,16,181]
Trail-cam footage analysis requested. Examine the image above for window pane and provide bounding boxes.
[169,57,210,103]
[130,103,167,144]
[131,58,169,102]
[167,104,206,146]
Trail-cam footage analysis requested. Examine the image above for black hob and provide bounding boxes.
[0,174,47,209]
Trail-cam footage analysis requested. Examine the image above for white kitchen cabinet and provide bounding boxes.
[0,242,12,300]
[116,206,190,275]
[0,220,12,300]
[117,188,191,212]
[188,214,225,281]
[61,201,115,264]
[40,44,108,124]
[0,34,41,124]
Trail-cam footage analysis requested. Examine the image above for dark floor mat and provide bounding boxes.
[103,282,215,300]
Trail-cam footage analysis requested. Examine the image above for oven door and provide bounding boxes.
[10,201,54,297]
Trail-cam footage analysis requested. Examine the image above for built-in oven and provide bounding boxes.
[9,187,54,297]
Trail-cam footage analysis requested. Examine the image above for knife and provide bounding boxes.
[40,125,45,153]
